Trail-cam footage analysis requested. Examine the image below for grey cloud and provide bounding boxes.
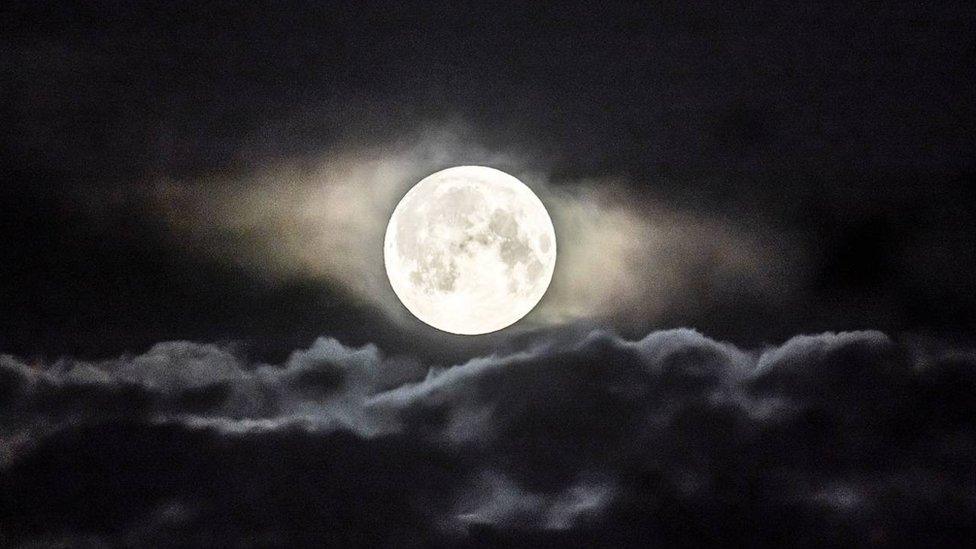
[454,471,615,531]
[2,328,976,546]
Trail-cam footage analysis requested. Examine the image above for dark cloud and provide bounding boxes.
[2,329,975,546]
[3,2,976,546]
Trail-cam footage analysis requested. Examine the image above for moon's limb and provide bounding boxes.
[384,166,556,335]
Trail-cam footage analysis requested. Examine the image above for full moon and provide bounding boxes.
[384,166,557,335]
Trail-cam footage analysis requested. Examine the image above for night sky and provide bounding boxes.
[3,1,976,546]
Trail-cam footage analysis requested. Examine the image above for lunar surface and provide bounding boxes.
[384,166,556,334]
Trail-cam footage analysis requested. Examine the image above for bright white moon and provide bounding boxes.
[384,166,556,335]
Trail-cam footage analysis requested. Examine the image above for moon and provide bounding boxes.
[384,166,557,335]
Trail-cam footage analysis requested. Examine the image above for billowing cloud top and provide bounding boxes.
[2,329,974,546]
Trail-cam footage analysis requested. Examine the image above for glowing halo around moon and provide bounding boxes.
[384,166,556,335]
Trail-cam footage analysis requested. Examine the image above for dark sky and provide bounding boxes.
[2,1,976,546]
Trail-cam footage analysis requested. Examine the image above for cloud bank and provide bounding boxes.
[2,329,975,546]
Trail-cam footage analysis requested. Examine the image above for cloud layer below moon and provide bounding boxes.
[2,328,974,546]
[125,130,801,334]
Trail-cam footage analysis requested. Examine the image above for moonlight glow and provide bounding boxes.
[384,166,556,334]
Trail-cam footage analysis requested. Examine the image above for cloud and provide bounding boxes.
[2,328,975,546]
[74,129,802,334]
